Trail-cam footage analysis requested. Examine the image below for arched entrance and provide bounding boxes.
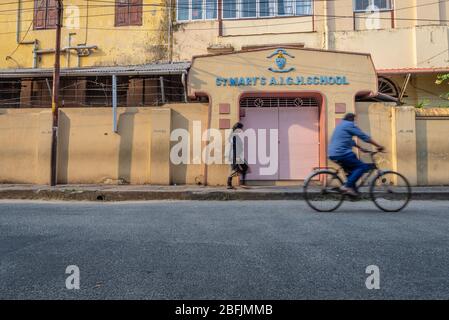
[187,47,378,186]
[239,92,323,182]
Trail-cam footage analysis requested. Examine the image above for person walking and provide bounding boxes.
[227,122,249,189]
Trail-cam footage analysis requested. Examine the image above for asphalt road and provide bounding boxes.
[0,200,448,299]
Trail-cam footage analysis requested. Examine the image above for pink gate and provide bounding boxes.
[240,97,319,181]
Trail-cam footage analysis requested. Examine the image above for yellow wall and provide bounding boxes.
[0,108,52,184]
[1,1,448,71]
[355,102,394,170]
[58,107,156,184]
[356,103,419,186]
[416,109,449,185]
[2,104,449,186]
[0,104,210,185]
[58,104,211,185]
[58,104,209,185]
[168,103,209,185]
[0,0,168,69]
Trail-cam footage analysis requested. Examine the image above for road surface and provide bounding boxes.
[0,200,448,299]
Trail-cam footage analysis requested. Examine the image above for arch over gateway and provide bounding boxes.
[187,47,378,185]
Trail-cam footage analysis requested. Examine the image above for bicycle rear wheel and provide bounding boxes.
[304,170,345,212]
[369,171,411,212]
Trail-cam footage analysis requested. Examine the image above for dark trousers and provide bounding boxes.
[330,153,374,189]
[227,164,247,187]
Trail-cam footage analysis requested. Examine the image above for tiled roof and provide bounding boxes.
[0,62,191,78]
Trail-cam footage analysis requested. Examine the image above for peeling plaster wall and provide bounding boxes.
[172,1,449,71]
[416,114,449,185]
[330,26,449,70]
[0,0,169,69]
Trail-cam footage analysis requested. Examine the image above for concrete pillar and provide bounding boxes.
[20,79,33,107]
[392,106,418,186]
[149,108,171,184]
[36,110,53,184]
[144,79,159,105]
[127,78,144,107]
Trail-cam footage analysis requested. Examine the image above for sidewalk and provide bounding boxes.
[0,184,448,201]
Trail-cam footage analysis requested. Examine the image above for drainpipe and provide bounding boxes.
[77,0,90,67]
[168,0,172,62]
[67,33,77,68]
[80,0,89,46]
[34,45,98,68]
[181,71,188,103]
[16,0,36,46]
[159,76,166,105]
[218,0,223,37]
[398,73,411,104]
[34,45,98,54]
[32,42,39,68]
[15,0,38,67]
[323,0,329,50]
[112,74,118,133]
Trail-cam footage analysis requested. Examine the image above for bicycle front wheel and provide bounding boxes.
[369,171,411,212]
[304,170,345,212]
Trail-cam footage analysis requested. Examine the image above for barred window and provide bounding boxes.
[34,0,58,30]
[115,0,143,27]
[177,0,313,21]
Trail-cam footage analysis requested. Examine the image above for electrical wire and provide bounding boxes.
[5,20,34,59]
[0,0,448,25]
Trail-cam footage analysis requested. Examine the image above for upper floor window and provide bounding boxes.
[354,0,392,12]
[115,0,143,26]
[178,0,218,20]
[34,0,58,30]
[178,0,312,21]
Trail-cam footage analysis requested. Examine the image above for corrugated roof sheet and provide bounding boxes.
[0,62,191,78]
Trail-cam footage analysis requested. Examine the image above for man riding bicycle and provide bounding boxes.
[328,113,385,196]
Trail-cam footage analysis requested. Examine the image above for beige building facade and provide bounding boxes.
[173,0,449,107]
[187,47,378,185]
[0,1,449,186]
[1,46,447,187]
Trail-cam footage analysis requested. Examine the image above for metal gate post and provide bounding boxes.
[159,76,166,105]
[112,74,118,133]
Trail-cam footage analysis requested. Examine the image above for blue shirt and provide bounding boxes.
[328,120,371,157]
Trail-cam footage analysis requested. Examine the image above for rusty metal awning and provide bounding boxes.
[377,67,449,75]
[0,62,191,78]
[356,92,399,103]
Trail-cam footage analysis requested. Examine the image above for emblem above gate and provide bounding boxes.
[267,49,296,73]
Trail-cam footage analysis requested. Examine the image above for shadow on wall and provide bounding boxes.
[416,118,428,185]
[355,103,393,169]
[57,111,71,184]
[356,105,372,163]
[170,109,189,184]
[118,110,136,184]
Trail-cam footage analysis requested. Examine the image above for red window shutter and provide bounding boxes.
[115,0,130,26]
[46,0,58,28]
[34,0,47,29]
[129,0,143,26]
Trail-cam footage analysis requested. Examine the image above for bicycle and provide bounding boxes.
[303,150,412,212]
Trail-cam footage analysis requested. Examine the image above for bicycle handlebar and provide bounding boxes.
[359,149,386,164]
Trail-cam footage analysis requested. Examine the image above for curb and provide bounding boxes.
[0,189,447,201]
